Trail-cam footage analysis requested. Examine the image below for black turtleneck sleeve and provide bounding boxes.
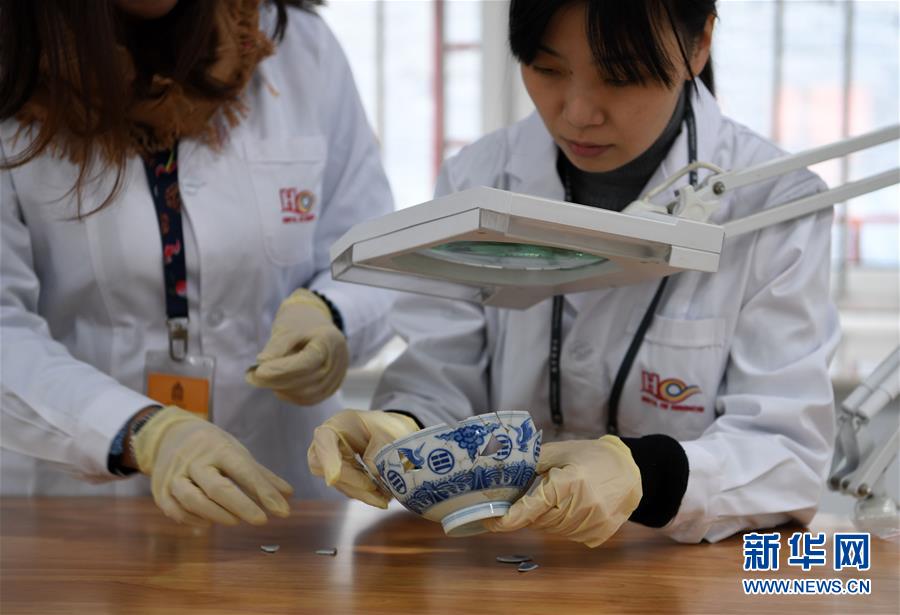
[620,434,690,528]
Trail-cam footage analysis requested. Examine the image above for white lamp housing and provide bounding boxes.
[331,187,724,309]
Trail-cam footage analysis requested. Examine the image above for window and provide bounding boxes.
[716,0,899,276]
[319,0,483,210]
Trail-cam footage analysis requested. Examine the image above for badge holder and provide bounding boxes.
[145,318,215,420]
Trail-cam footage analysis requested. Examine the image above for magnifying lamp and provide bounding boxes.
[331,124,899,310]
[829,348,900,541]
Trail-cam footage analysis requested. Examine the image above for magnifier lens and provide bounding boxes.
[423,241,605,271]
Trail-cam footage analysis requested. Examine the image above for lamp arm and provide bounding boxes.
[722,168,900,238]
[701,124,899,194]
[841,431,899,499]
[857,364,900,420]
[829,347,900,498]
[637,124,900,230]
[843,348,900,418]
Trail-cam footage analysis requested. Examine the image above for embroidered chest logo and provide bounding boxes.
[640,370,704,413]
[279,188,317,224]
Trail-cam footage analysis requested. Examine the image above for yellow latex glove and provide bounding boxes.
[246,289,349,406]
[133,406,294,527]
[307,409,419,508]
[483,435,642,547]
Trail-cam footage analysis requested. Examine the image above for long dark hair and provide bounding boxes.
[0,0,322,213]
[509,0,716,95]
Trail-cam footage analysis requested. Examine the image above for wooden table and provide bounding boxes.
[1,498,897,614]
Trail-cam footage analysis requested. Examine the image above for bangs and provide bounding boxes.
[586,0,680,86]
[509,0,688,88]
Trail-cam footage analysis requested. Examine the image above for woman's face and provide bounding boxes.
[114,0,179,19]
[521,3,713,173]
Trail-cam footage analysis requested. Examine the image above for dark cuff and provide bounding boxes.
[620,434,689,528]
[311,290,345,334]
[384,409,424,429]
[107,421,137,477]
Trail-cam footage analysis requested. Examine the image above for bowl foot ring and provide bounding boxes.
[442,501,510,537]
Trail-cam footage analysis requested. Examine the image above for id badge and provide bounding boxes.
[144,350,216,420]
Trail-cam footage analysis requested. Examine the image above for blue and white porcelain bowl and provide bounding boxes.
[373,411,542,537]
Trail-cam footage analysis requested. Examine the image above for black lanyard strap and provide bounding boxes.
[549,295,564,425]
[549,92,698,432]
[686,93,698,187]
[606,276,669,435]
[142,146,190,360]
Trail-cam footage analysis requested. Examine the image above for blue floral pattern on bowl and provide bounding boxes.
[404,460,536,515]
[436,423,500,461]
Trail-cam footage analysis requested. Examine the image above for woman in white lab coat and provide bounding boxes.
[0,0,394,527]
[307,0,840,545]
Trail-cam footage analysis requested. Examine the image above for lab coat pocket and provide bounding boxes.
[617,313,728,440]
[244,136,326,267]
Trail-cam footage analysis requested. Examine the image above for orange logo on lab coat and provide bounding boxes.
[279,188,317,224]
[640,370,703,413]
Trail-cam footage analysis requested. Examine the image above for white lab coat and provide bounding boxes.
[374,81,840,543]
[0,7,394,498]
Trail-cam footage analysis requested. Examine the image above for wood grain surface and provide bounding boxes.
[1,498,897,614]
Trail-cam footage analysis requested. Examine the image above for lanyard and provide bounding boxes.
[549,95,698,434]
[142,146,190,361]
